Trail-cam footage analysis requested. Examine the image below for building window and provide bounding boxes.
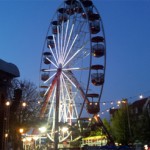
[135,108,138,114]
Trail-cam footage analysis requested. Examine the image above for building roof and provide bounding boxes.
[0,59,20,77]
[131,98,148,108]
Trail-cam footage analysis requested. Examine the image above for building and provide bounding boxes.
[0,59,20,150]
[110,97,150,118]
[130,97,150,117]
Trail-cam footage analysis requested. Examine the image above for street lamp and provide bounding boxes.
[22,102,27,107]
[19,128,24,134]
[121,99,132,141]
[117,100,121,106]
[5,101,11,106]
[4,100,11,150]
[139,94,143,99]
[18,128,24,149]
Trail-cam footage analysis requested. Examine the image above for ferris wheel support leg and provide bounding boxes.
[39,72,60,118]
[54,76,60,150]
[93,115,115,146]
[67,71,89,118]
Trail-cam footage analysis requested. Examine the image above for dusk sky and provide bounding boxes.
[1,0,150,115]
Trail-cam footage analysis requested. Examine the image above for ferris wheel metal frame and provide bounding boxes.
[39,0,109,148]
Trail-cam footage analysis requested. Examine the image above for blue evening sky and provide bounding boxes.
[1,0,150,114]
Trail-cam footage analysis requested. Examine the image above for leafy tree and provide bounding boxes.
[110,105,131,145]
[103,118,111,135]
[131,109,150,144]
[110,101,150,145]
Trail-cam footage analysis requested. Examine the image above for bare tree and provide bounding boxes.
[7,79,41,149]
[9,79,41,124]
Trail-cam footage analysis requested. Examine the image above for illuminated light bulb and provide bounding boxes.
[5,133,8,138]
[139,94,143,99]
[117,101,121,104]
[22,102,27,107]
[39,127,47,133]
[6,101,10,106]
[62,127,68,132]
[102,102,106,105]
[19,128,24,134]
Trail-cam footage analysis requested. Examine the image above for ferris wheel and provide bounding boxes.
[39,0,106,146]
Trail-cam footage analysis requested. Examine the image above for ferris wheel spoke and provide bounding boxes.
[48,91,56,137]
[46,57,58,68]
[44,72,56,83]
[62,20,69,63]
[62,67,89,71]
[62,72,76,88]
[59,75,66,121]
[63,34,78,64]
[42,69,57,72]
[53,34,59,62]
[66,71,89,104]
[44,85,51,97]
[70,94,79,118]
[48,45,58,66]
[57,25,61,63]
[63,24,74,63]
[60,21,64,63]
[61,75,76,122]
[63,44,85,68]
[61,74,73,104]
[48,87,56,122]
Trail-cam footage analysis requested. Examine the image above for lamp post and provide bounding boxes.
[19,101,27,124]
[122,99,132,142]
[22,102,27,107]
[19,128,24,134]
[18,128,24,149]
[3,100,11,150]
[15,101,27,150]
